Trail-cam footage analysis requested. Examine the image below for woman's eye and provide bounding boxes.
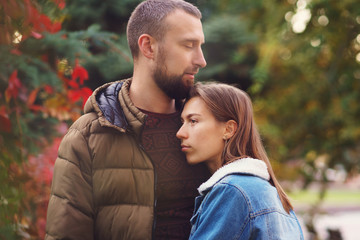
[190,119,198,124]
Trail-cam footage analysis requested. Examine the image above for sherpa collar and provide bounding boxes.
[198,158,270,195]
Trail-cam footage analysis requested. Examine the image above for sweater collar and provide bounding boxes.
[198,158,270,195]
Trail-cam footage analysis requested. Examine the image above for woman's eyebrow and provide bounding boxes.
[182,113,201,119]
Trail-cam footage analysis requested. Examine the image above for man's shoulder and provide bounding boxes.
[82,79,133,132]
[69,112,102,135]
[84,79,129,114]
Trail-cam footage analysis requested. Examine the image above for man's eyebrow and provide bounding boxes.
[181,39,205,44]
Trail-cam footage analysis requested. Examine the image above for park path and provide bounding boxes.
[297,208,360,240]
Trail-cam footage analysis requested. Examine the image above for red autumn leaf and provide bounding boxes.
[49,21,62,33]
[81,87,93,98]
[11,49,22,56]
[24,135,63,238]
[36,218,46,239]
[5,70,22,102]
[41,54,49,62]
[31,31,43,39]
[58,2,66,10]
[72,65,89,85]
[0,106,11,132]
[39,14,52,30]
[68,87,92,107]
[79,87,93,107]
[38,14,61,33]
[27,88,44,112]
[29,105,44,112]
[1,0,10,14]
[57,71,67,84]
[27,88,39,106]
[31,14,53,33]
[66,78,79,89]
[26,4,42,32]
[68,90,79,103]
[25,2,62,35]
[53,0,66,10]
[43,85,54,94]
[24,0,33,22]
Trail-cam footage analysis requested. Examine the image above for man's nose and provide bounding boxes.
[194,48,207,69]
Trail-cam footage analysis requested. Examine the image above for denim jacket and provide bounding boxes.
[189,158,304,240]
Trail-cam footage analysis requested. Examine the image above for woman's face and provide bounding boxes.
[176,97,226,173]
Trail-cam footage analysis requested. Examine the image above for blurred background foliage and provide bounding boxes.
[0,0,359,239]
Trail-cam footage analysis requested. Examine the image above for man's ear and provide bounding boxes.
[138,34,156,59]
[223,120,237,140]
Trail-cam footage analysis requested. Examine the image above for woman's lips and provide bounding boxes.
[180,144,191,152]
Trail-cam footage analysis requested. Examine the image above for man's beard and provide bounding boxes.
[153,66,191,100]
[152,49,194,100]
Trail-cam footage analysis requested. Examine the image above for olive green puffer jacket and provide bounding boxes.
[45,79,155,240]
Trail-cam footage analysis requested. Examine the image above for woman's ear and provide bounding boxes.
[223,120,237,140]
[138,34,156,59]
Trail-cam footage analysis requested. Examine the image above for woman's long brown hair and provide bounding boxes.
[188,82,293,213]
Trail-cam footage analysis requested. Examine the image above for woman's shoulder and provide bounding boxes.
[208,173,270,206]
[198,158,270,195]
[218,173,270,192]
[216,174,286,213]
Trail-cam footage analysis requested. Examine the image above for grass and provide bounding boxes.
[289,189,360,207]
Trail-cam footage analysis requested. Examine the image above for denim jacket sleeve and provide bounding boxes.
[189,182,251,240]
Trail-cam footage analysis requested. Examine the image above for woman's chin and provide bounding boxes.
[186,157,204,165]
[185,156,196,165]
[187,160,197,165]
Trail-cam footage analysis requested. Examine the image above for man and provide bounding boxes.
[45,0,209,239]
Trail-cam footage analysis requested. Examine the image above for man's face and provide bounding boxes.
[152,10,207,100]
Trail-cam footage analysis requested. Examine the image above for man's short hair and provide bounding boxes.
[127,0,202,59]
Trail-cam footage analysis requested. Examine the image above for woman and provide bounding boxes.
[176,82,304,240]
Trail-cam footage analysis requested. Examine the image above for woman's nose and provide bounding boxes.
[176,125,187,139]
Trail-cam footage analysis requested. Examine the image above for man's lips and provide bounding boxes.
[185,70,199,78]
[184,73,195,79]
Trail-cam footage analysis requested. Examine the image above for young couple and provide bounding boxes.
[45,0,304,239]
